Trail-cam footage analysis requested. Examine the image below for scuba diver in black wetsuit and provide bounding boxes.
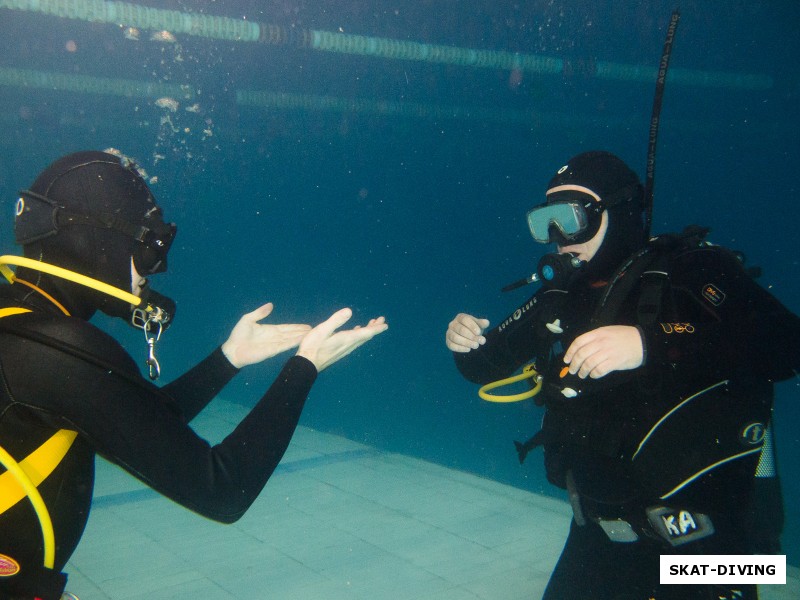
[0,150,388,600]
[445,151,800,600]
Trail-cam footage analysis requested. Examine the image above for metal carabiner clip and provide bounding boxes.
[142,317,163,381]
[132,304,169,381]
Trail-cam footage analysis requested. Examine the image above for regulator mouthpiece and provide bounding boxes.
[502,252,585,292]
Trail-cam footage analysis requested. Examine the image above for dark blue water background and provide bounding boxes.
[1,0,798,566]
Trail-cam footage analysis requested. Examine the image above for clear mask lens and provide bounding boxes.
[527,202,588,244]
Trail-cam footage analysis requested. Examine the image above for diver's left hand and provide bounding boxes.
[296,308,388,372]
[222,303,312,369]
[563,325,644,379]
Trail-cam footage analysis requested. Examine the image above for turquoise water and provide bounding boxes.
[1,0,798,570]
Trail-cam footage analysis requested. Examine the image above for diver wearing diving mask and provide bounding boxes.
[527,152,645,287]
[12,153,178,380]
[14,151,177,323]
[0,150,387,600]
[446,150,799,600]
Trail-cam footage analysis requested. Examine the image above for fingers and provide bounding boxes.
[563,326,644,379]
[359,316,388,337]
[322,307,354,333]
[297,309,388,371]
[565,330,613,379]
[562,330,589,367]
[364,316,388,336]
[340,316,388,346]
[446,313,489,352]
[322,311,387,336]
[244,302,274,323]
[453,313,488,335]
[298,308,352,347]
[223,303,313,368]
[565,349,608,379]
[446,332,475,353]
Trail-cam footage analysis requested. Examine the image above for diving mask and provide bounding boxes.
[528,182,641,246]
[528,202,591,245]
[17,189,177,277]
[132,216,176,276]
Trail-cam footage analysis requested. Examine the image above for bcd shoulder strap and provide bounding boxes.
[592,225,711,328]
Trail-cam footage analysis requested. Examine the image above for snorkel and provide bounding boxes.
[0,255,174,380]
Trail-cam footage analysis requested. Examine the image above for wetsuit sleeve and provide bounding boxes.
[161,347,240,422]
[106,355,317,522]
[454,288,567,384]
[2,317,318,523]
[641,246,800,382]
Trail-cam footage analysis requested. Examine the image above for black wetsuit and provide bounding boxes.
[0,283,317,599]
[454,241,800,600]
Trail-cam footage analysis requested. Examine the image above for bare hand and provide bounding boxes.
[446,313,490,353]
[221,303,312,369]
[563,325,644,379]
[296,308,388,372]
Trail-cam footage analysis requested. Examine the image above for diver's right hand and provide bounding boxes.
[446,313,490,353]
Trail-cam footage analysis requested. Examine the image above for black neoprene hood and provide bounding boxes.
[14,150,174,318]
[546,151,647,280]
